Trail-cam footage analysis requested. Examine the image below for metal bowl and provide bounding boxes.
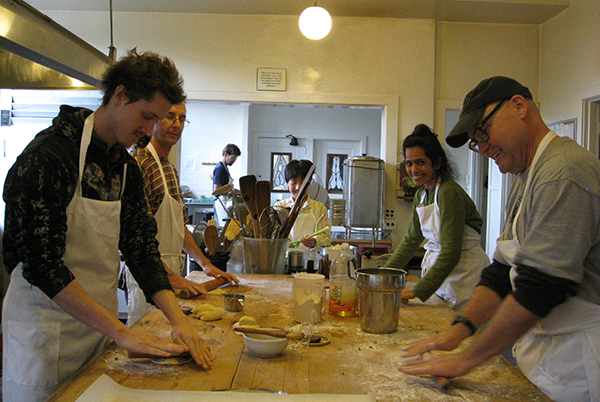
[355,267,407,292]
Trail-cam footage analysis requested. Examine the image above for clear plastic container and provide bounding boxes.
[328,243,358,317]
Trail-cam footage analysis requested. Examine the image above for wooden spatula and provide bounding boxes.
[203,225,219,255]
[279,165,315,238]
[239,175,260,237]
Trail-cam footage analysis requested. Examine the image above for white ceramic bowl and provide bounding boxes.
[243,333,289,357]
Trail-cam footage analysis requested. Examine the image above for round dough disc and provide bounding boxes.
[207,288,226,295]
[150,356,193,365]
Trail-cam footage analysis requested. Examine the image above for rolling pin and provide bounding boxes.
[174,276,229,299]
[234,326,323,342]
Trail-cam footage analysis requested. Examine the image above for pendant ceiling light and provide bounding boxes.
[298,4,332,40]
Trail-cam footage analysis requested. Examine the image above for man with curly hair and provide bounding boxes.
[2,50,212,402]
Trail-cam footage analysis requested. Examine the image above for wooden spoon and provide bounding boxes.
[203,225,219,255]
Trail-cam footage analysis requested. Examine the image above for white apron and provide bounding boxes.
[496,131,600,402]
[417,179,489,311]
[125,142,185,325]
[289,200,318,252]
[2,113,125,402]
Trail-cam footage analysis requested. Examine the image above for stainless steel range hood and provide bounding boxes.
[0,0,112,90]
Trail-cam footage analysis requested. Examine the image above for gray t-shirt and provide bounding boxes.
[494,135,600,305]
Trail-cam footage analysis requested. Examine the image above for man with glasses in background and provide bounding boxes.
[400,76,600,401]
[125,102,238,325]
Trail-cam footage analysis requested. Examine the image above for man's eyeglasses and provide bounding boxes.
[468,100,506,152]
[163,115,190,127]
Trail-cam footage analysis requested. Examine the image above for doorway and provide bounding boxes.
[582,96,600,158]
[444,108,510,258]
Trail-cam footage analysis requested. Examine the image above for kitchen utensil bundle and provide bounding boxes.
[198,220,241,270]
[238,166,314,241]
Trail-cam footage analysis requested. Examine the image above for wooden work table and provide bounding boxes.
[49,273,551,401]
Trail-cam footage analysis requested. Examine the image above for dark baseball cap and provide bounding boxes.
[446,76,533,148]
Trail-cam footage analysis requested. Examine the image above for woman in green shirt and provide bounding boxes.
[385,124,489,311]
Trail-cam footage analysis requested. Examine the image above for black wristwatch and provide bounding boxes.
[451,315,477,336]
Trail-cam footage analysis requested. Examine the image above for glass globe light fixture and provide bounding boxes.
[298,6,332,40]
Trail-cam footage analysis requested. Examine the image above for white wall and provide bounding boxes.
[42,11,436,245]
[38,7,600,247]
[177,102,245,199]
[434,22,540,136]
[539,0,600,142]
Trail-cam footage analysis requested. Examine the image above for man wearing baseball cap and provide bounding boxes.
[400,76,600,401]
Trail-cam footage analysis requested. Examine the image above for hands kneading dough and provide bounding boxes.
[192,303,224,321]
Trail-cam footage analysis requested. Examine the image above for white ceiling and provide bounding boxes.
[25,0,569,25]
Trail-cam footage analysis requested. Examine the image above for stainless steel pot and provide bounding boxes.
[355,268,406,334]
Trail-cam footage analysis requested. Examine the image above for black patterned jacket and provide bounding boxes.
[3,105,171,300]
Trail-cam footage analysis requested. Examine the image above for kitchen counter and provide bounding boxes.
[48,273,551,401]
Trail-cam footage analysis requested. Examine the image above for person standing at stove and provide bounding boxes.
[212,143,241,224]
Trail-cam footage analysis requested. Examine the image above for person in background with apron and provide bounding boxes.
[385,124,489,312]
[274,159,332,251]
[126,102,238,325]
[2,50,213,402]
[400,77,600,402]
[213,143,241,224]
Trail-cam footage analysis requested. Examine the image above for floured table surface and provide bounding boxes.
[49,273,552,402]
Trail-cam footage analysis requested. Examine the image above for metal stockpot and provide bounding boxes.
[355,268,406,334]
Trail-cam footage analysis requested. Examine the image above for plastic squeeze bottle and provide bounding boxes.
[328,243,358,317]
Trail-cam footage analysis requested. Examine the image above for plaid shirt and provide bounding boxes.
[131,146,187,223]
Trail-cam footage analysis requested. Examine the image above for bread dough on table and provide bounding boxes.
[199,309,224,321]
[193,303,217,315]
[150,356,193,365]
[233,315,260,334]
[192,303,224,321]
[207,288,226,295]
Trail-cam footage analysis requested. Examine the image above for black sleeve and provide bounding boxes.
[513,263,578,317]
[477,259,512,299]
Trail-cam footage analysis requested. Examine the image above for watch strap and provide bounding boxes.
[451,315,477,336]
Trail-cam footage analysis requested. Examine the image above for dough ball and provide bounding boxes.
[238,316,259,327]
[193,303,218,315]
[199,309,224,321]
[233,316,260,333]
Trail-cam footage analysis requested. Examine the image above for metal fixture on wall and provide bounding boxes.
[286,134,299,146]
[298,2,332,40]
[343,155,386,240]
[107,0,117,61]
[0,0,112,89]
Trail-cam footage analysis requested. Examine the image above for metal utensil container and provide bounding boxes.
[242,237,288,274]
[355,268,406,334]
